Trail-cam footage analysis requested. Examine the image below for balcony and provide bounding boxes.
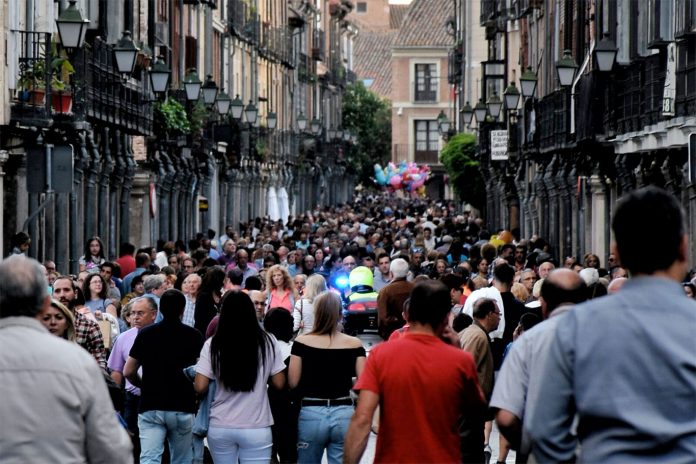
[448,46,463,84]
[480,0,499,26]
[312,30,325,62]
[538,90,570,151]
[228,0,259,44]
[676,37,696,117]
[298,53,312,83]
[393,143,440,164]
[260,25,293,66]
[610,54,666,135]
[10,31,55,127]
[80,37,153,136]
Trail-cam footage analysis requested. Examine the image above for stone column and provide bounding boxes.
[130,171,151,248]
[589,174,608,260]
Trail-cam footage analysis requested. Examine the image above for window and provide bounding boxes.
[357,2,367,13]
[414,120,440,164]
[414,64,437,102]
[158,0,168,21]
[675,0,696,37]
[648,0,674,46]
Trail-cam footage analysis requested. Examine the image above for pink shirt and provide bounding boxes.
[268,289,293,312]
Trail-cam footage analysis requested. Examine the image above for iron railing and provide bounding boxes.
[10,31,53,124]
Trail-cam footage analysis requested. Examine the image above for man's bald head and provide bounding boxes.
[607,277,628,294]
[540,268,587,318]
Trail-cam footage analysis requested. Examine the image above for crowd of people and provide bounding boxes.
[2,186,695,463]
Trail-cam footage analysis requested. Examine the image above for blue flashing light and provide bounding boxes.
[335,275,350,290]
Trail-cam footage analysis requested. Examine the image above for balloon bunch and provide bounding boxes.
[373,161,431,196]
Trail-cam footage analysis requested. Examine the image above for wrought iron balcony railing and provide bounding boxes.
[10,31,55,126]
[80,37,153,136]
[312,29,325,62]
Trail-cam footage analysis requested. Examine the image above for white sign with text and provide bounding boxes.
[491,130,508,161]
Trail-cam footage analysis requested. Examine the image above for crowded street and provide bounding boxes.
[2,0,696,463]
[3,190,696,463]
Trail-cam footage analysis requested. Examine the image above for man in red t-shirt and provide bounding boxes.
[344,280,486,463]
[116,242,136,278]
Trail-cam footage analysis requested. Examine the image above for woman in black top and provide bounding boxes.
[289,291,366,464]
[193,267,225,336]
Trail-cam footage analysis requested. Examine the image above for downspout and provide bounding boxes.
[71,132,89,274]
[570,40,594,134]
[84,130,101,238]
[110,130,125,259]
[98,127,114,242]
[120,134,136,248]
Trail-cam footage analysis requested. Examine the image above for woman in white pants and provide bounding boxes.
[194,291,285,462]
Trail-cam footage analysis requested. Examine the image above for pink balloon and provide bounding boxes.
[390,175,403,188]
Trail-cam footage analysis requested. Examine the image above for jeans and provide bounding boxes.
[124,392,141,462]
[138,410,194,464]
[207,426,273,463]
[297,405,354,464]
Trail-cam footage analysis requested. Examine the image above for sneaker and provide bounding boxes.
[483,444,492,463]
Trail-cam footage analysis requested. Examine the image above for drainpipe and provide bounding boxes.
[168,154,180,241]
[120,134,136,248]
[157,150,171,241]
[71,132,88,274]
[84,130,101,239]
[109,130,125,259]
[98,127,114,242]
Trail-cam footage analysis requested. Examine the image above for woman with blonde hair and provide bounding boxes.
[36,299,76,341]
[265,264,298,313]
[289,291,366,463]
[293,274,327,335]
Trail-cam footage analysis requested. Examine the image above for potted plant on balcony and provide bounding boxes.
[154,97,191,138]
[21,60,48,106]
[50,54,75,114]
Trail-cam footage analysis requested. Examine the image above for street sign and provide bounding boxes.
[490,130,509,161]
[26,145,74,193]
[199,197,209,212]
[689,133,696,184]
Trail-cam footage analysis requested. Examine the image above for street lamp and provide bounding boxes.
[343,129,351,142]
[336,126,344,140]
[230,94,244,120]
[55,0,89,50]
[437,110,451,135]
[474,99,488,123]
[487,92,503,120]
[113,31,140,79]
[328,125,337,141]
[216,90,231,116]
[556,49,578,87]
[267,111,277,130]
[503,82,521,111]
[461,101,474,126]
[244,101,258,125]
[519,67,538,99]
[594,34,618,72]
[149,56,171,94]
[201,75,219,106]
[184,69,202,101]
[297,112,308,131]
[310,118,321,135]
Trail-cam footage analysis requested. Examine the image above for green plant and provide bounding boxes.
[50,47,74,92]
[439,132,485,209]
[255,139,269,159]
[189,101,208,134]
[342,81,392,185]
[154,97,191,134]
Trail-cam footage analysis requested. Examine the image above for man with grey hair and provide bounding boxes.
[0,255,132,462]
[142,273,167,322]
[376,258,413,339]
